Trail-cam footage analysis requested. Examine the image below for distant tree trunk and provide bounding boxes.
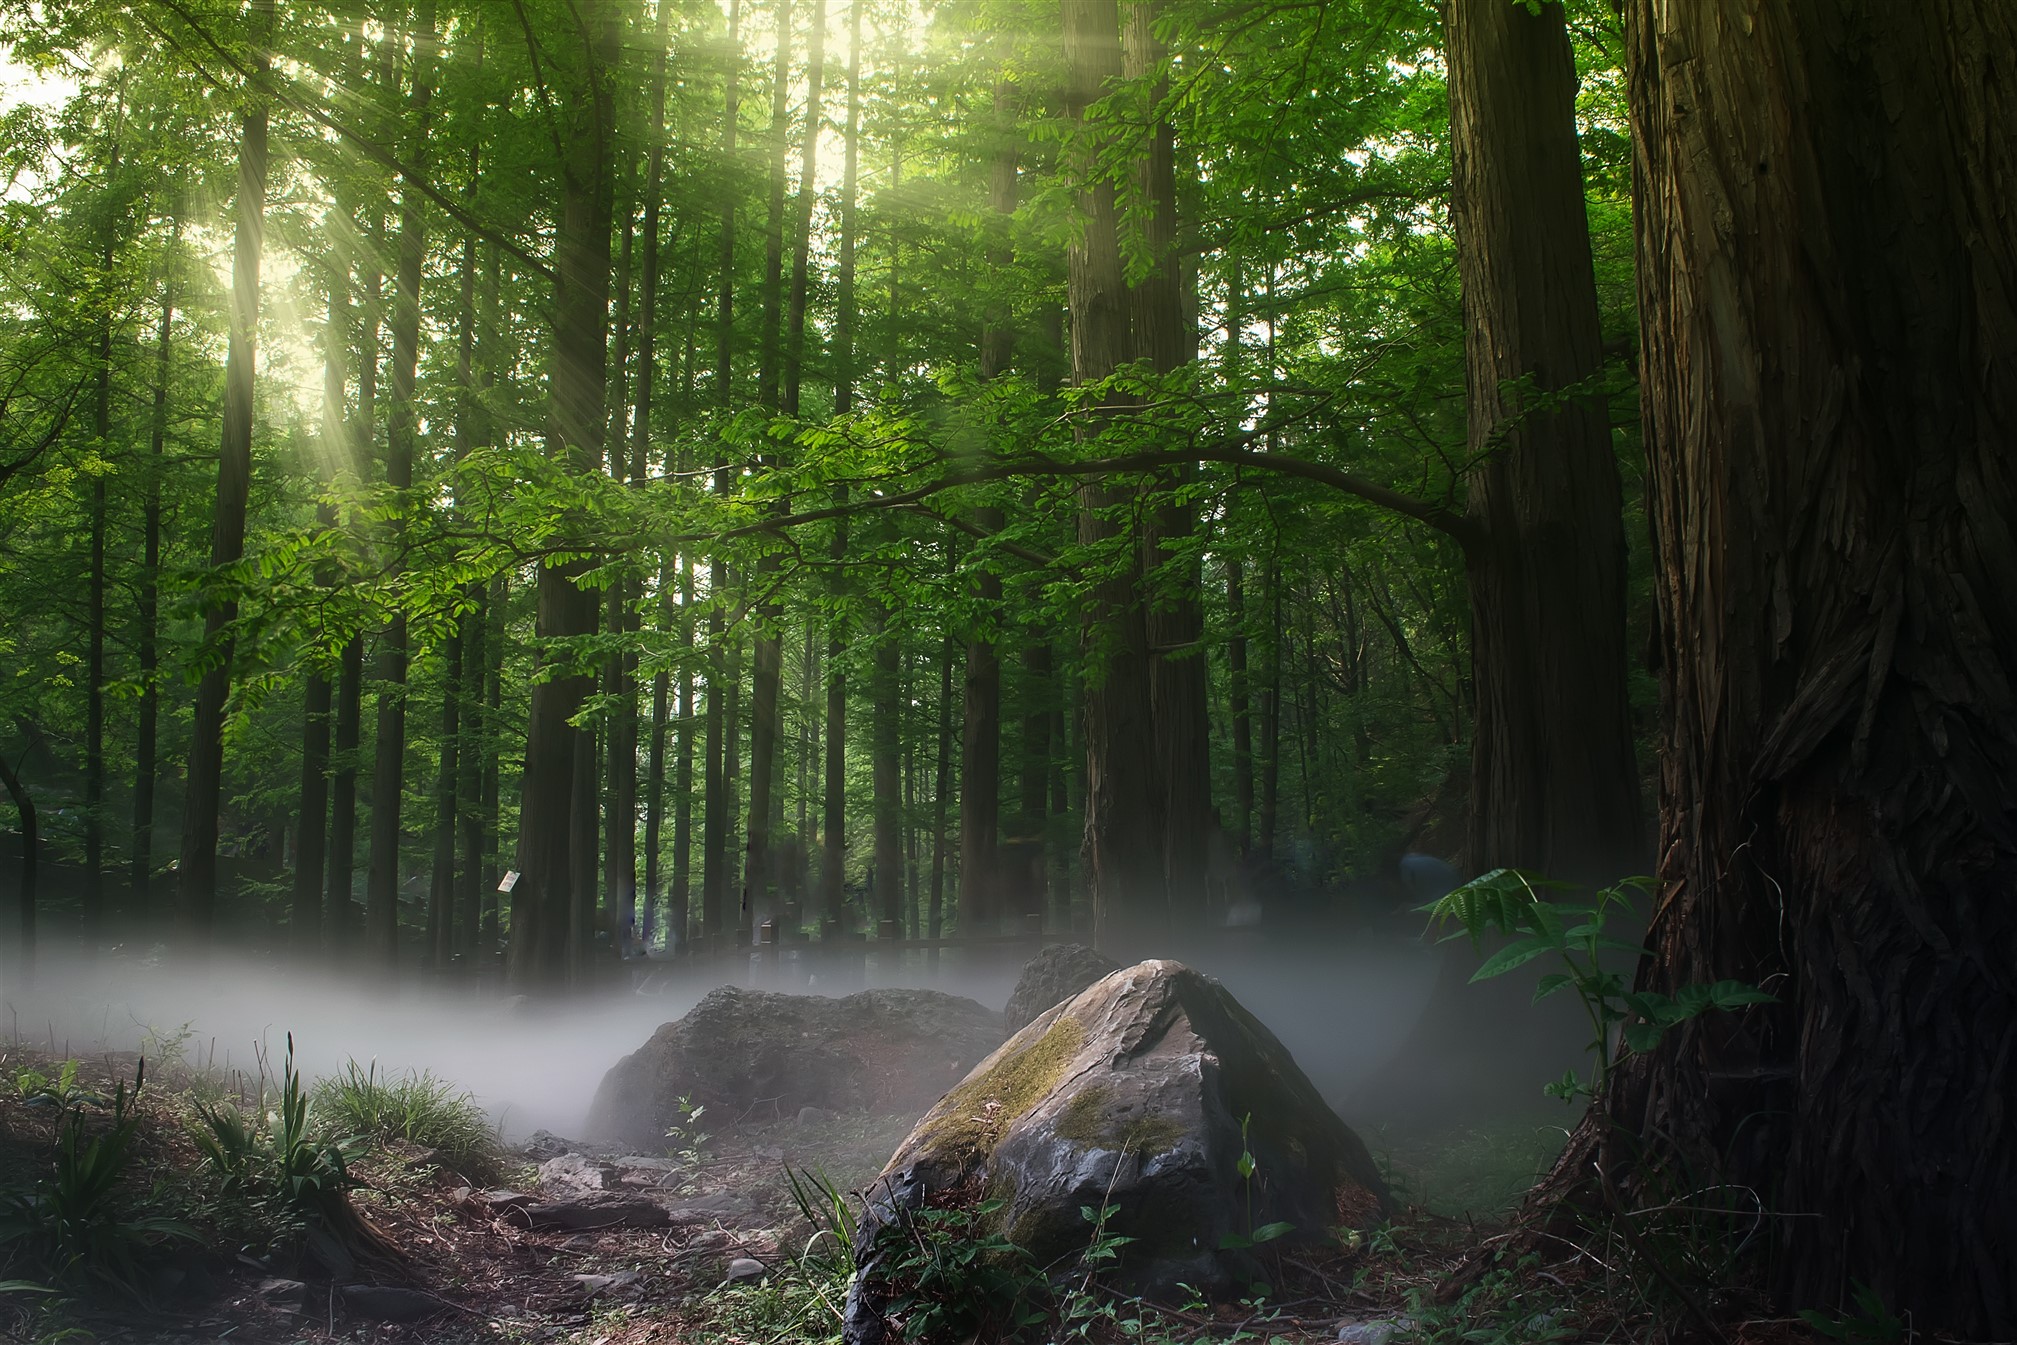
[1227,558,1253,855]
[1256,556,1281,861]
[507,0,619,991]
[1,748,35,970]
[427,629,461,968]
[293,277,347,955]
[479,570,504,950]
[784,0,826,416]
[177,0,274,937]
[454,218,489,961]
[85,122,120,937]
[1578,0,2017,1333]
[820,0,860,927]
[930,632,955,948]
[633,2,671,949]
[365,0,438,967]
[133,225,177,908]
[327,637,364,944]
[872,604,901,932]
[1014,639,1052,922]
[1446,0,1640,884]
[671,557,696,947]
[701,0,740,954]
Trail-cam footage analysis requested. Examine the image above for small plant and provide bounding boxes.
[1423,869,1774,1103]
[0,1061,192,1300]
[784,1166,856,1278]
[871,1198,1048,1343]
[1218,1112,1294,1252]
[313,1059,497,1173]
[1800,1282,1907,1344]
[10,1062,102,1110]
[1054,1198,1137,1342]
[663,1094,710,1167]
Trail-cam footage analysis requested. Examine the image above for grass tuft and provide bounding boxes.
[312,1060,498,1176]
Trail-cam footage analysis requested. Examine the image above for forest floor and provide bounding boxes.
[0,1047,1821,1345]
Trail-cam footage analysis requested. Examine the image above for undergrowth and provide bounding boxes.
[313,1058,499,1177]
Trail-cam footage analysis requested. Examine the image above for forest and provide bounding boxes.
[0,0,2011,1339]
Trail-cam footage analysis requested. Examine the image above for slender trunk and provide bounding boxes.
[604,181,640,950]
[871,604,901,931]
[292,282,347,955]
[1227,558,1252,855]
[133,227,177,908]
[327,638,364,943]
[428,630,461,968]
[929,633,954,942]
[1256,556,1281,861]
[177,0,274,937]
[633,1,672,949]
[1011,640,1052,924]
[365,0,439,967]
[480,571,504,950]
[671,557,695,946]
[85,132,119,935]
[1,751,35,972]
[783,0,826,416]
[757,0,793,411]
[701,0,740,951]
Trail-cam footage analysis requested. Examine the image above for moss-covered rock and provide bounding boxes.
[842,961,1390,1344]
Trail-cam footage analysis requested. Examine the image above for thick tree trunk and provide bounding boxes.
[1590,0,2017,1333]
[177,0,273,937]
[1,750,35,970]
[1446,0,1640,885]
[633,3,670,948]
[1256,556,1281,861]
[1012,639,1052,923]
[1065,0,1163,949]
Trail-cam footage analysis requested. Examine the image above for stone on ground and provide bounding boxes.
[586,985,1004,1145]
[1003,943,1121,1035]
[842,960,1388,1345]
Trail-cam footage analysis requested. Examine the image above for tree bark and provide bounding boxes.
[1446,0,1640,884]
[1,747,35,972]
[177,0,274,938]
[133,225,177,909]
[1591,0,2017,1332]
[871,603,902,932]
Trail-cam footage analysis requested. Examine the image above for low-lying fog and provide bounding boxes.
[0,930,1571,1140]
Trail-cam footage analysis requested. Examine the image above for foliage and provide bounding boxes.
[312,1059,497,1174]
[1422,869,1774,1102]
[868,1198,1049,1344]
[1801,1283,1906,1345]
[188,1035,362,1249]
[663,1093,711,1168]
[0,1061,193,1301]
[8,1062,102,1111]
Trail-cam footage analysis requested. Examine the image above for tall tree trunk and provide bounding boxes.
[930,631,955,946]
[133,225,177,909]
[1123,0,1211,932]
[1585,0,2017,1332]
[479,570,504,951]
[1446,0,1640,884]
[633,0,671,948]
[428,629,461,968]
[177,0,274,937]
[365,0,439,967]
[293,275,348,954]
[671,557,695,947]
[701,0,740,952]
[1,749,35,972]
[1013,639,1052,923]
[507,0,619,990]
[1064,0,1161,948]
[1256,555,1281,861]
[604,182,640,952]
[84,121,119,938]
[327,637,364,944]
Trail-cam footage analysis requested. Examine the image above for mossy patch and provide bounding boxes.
[1053,1084,1187,1157]
[917,1015,1087,1161]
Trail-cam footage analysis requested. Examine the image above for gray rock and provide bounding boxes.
[521,1129,572,1159]
[573,1270,643,1296]
[796,1105,834,1125]
[724,1257,768,1283]
[1003,943,1120,1036]
[481,1188,534,1209]
[254,1277,306,1307]
[340,1284,441,1323]
[587,986,1005,1145]
[522,1198,672,1230]
[616,1154,679,1171]
[842,960,1389,1345]
[1337,1318,1416,1344]
[539,1153,618,1193]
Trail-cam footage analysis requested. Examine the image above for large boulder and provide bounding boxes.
[1003,942,1120,1035]
[586,986,1004,1146]
[842,961,1388,1343]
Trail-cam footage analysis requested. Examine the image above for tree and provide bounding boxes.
[1592,0,2017,1333]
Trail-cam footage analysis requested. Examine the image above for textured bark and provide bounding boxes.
[1596,0,2017,1332]
[1226,559,1252,855]
[1065,0,1163,948]
[635,2,671,948]
[871,604,902,931]
[326,636,364,944]
[783,0,826,416]
[176,0,273,936]
[1,750,34,968]
[1446,0,1641,884]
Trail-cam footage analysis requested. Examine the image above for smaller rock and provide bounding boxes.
[616,1154,679,1171]
[754,1144,785,1162]
[724,1257,768,1283]
[254,1277,306,1307]
[687,1229,731,1250]
[481,1188,534,1209]
[573,1270,643,1296]
[1003,943,1121,1035]
[672,1189,746,1213]
[795,1105,833,1125]
[523,1198,672,1230]
[539,1153,619,1192]
[341,1284,441,1323]
[521,1129,572,1158]
[1336,1317,1415,1345]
